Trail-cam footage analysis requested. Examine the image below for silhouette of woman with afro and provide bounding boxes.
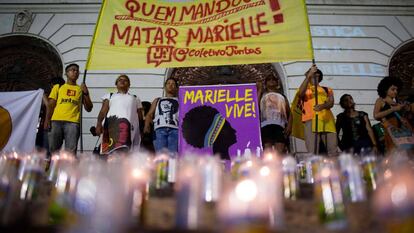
[182,106,237,160]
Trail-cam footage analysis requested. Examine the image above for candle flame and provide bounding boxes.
[132,168,143,179]
[260,166,271,177]
[391,183,407,207]
[321,167,331,178]
[235,179,257,202]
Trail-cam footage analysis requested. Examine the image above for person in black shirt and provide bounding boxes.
[336,94,377,154]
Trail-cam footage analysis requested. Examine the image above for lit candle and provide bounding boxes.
[314,160,347,230]
[361,155,377,194]
[219,152,283,232]
[374,155,414,233]
[0,152,21,225]
[218,177,270,233]
[153,153,170,192]
[338,153,366,202]
[199,156,222,203]
[282,156,299,200]
[48,151,75,183]
[123,152,150,225]
[261,153,284,230]
[175,156,201,230]
[48,152,77,226]
[127,167,149,225]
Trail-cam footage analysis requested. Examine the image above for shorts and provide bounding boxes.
[261,124,287,145]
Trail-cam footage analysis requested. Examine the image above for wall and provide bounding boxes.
[0,0,413,153]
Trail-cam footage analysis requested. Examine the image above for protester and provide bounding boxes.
[141,101,155,152]
[373,77,413,153]
[144,78,179,153]
[36,77,65,154]
[257,75,292,153]
[297,64,337,156]
[46,63,93,155]
[95,74,143,155]
[336,94,377,154]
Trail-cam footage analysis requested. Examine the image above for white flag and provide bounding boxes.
[0,89,43,153]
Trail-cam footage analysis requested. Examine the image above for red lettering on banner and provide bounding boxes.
[123,0,262,24]
[111,24,131,45]
[185,13,268,46]
[268,0,284,23]
[141,2,155,16]
[180,5,195,21]
[147,46,174,67]
[154,6,177,21]
[125,0,139,17]
[147,45,262,67]
[217,0,231,13]
[110,24,178,46]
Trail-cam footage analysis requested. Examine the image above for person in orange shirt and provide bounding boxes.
[297,64,337,156]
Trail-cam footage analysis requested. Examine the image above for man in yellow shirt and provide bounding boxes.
[46,63,93,155]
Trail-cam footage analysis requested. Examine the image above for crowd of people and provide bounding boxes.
[36,63,414,158]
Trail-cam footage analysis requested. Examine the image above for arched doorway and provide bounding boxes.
[389,40,414,99]
[169,63,285,94]
[0,35,63,94]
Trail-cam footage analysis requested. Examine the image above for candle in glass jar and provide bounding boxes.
[175,156,201,230]
[314,161,347,230]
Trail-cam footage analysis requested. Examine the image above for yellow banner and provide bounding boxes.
[86,0,313,70]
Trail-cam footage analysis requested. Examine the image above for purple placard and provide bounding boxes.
[178,84,262,160]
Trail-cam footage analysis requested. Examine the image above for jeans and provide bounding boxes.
[49,121,80,155]
[153,127,178,153]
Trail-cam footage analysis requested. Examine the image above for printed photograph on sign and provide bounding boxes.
[178,84,262,160]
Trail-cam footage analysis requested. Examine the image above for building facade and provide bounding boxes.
[0,0,413,153]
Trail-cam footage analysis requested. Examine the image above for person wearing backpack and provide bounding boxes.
[95,74,143,155]
[297,64,338,156]
[46,63,93,155]
[336,94,378,154]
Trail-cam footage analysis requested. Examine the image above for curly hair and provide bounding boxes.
[182,106,220,148]
[182,106,237,159]
[377,76,402,98]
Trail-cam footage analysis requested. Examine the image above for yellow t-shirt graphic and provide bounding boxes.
[49,83,82,123]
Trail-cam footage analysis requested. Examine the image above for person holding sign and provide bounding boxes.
[257,75,292,153]
[297,64,337,156]
[144,78,179,153]
[95,75,143,155]
[46,63,93,155]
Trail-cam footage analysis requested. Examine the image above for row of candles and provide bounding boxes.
[0,149,413,232]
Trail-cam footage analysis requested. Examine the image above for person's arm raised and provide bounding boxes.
[298,64,317,99]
